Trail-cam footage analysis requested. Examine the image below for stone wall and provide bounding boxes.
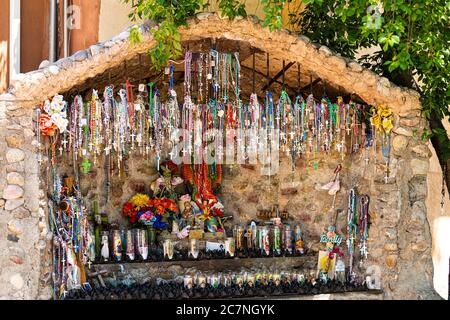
[0,96,51,299]
[0,13,440,300]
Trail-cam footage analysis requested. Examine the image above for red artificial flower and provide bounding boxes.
[39,114,58,136]
[161,198,178,213]
[122,202,135,217]
[155,204,165,215]
[212,207,223,217]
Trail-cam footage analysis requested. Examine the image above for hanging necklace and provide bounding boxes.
[347,187,358,280]
[358,194,370,266]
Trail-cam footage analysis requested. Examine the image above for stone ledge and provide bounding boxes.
[239,290,384,300]
[91,255,317,275]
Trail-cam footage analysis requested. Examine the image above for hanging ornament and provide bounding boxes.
[371,105,394,183]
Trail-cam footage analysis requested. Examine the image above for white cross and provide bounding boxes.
[289,131,295,139]
[359,241,368,259]
[62,139,68,149]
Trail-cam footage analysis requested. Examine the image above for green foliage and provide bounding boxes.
[290,0,450,164]
[261,1,286,30]
[218,0,247,19]
[122,0,202,70]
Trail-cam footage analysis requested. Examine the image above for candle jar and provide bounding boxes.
[272,225,281,255]
[189,238,199,259]
[136,229,148,260]
[235,225,244,251]
[298,273,306,285]
[210,274,220,289]
[87,224,96,263]
[225,237,235,257]
[283,271,291,285]
[247,274,255,287]
[284,225,292,254]
[163,239,174,260]
[251,223,258,250]
[273,273,281,286]
[101,231,110,262]
[246,226,252,251]
[148,227,156,246]
[335,258,346,284]
[236,274,244,288]
[126,229,135,261]
[262,226,270,256]
[222,274,232,287]
[111,230,123,262]
[255,272,262,285]
[184,275,193,290]
[197,273,207,289]
[262,272,269,286]
[294,224,305,254]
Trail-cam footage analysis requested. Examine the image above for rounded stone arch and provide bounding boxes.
[0,12,439,300]
[7,12,421,115]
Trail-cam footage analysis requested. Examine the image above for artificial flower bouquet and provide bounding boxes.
[122,193,179,230]
[370,105,394,134]
[151,160,187,199]
[39,94,69,136]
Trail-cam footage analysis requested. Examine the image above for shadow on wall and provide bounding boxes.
[432,217,450,300]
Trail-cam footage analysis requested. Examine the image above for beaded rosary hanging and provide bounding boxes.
[358,194,370,266]
[347,187,358,279]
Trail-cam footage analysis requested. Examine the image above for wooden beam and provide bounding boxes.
[262,61,295,91]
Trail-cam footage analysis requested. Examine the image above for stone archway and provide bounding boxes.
[0,12,439,299]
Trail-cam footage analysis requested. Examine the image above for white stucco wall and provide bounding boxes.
[99,0,138,42]
[427,116,450,300]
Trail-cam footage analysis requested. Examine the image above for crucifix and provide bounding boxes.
[81,158,91,175]
[62,139,68,149]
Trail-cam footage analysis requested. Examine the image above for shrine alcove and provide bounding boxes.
[0,12,439,300]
